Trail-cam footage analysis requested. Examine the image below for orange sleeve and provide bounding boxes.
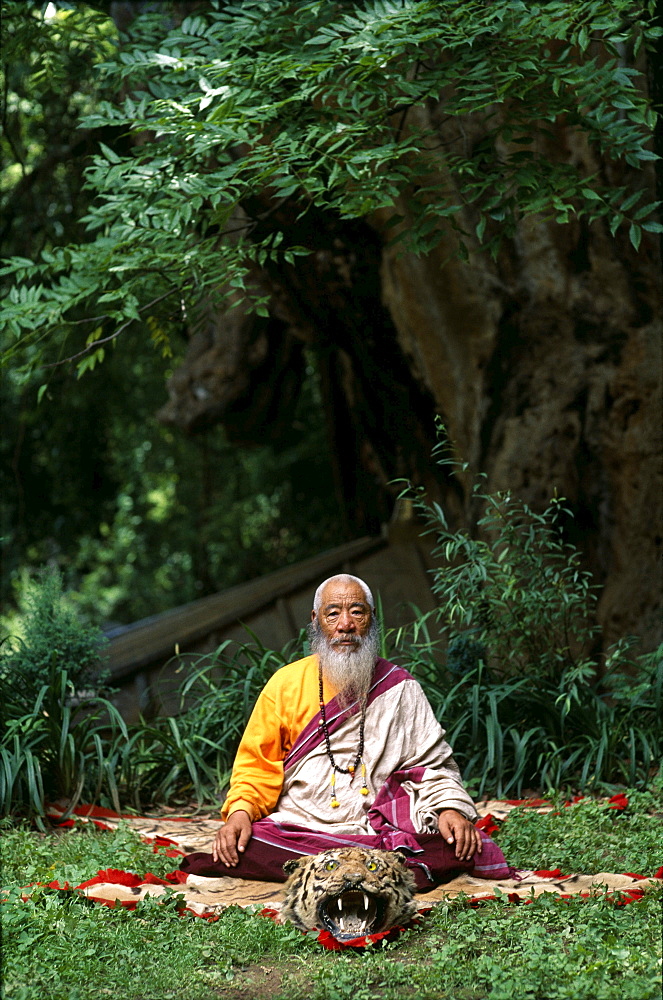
[220,680,287,822]
[220,657,323,822]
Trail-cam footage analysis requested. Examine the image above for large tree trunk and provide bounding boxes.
[371,103,662,651]
[377,198,661,652]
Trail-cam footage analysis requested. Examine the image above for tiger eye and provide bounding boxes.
[325,859,340,871]
[366,861,378,871]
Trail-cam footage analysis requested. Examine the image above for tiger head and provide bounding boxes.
[281,846,418,942]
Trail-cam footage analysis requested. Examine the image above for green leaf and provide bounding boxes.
[98,142,121,164]
[609,213,623,237]
[620,190,643,212]
[629,223,642,251]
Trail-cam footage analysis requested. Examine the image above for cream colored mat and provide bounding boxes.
[77,869,659,918]
[45,798,659,917]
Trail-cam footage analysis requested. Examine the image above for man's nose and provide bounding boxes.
[337,611,356,632]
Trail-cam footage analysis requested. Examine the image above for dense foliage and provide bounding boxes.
[0,567,108,717]
[396,442,662,795]
[2,0,660,377]
[2,338,338,623]
[2,0,661,624]
[2,798,662,1000]
[0,1,343,623]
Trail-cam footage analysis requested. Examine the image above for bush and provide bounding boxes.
[393,436,663,796]
[0,567,108,720]
[2,467,660,819]
[0,568,126,827]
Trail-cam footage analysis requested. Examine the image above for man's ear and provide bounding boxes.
[310,609,316,622]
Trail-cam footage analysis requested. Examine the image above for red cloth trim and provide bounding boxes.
[72,804,123,819]
[84,896,137,910]
[76,870,144,889]
[182,907,219,921]
[255,907,420,950]
[533,869,564,878]
[164,870,189,884]
[316,922,416,950]
[476,814,500,837]
[47,802,197,823]
[142,873,171,886]
[46,803,188,855]
[153,846,186,858]
[75,869,171,890]
[607,793,629,810]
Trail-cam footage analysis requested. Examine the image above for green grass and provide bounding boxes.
[496,792,663,874]
[2,794,662,1000]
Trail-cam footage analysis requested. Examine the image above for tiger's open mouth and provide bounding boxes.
[318,890,385,941]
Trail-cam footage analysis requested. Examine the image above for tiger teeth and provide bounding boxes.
[363,894,369,910]
[337,898,343,912]
[339,916,345,930]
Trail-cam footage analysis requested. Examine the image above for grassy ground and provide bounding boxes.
[2,792,662,1000]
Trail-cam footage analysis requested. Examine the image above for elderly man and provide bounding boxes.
[180,574,511,889]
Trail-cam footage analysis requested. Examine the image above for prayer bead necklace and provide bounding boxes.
[318,662,369,807]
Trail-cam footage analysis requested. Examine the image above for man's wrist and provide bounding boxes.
[437,806,477,823]
[226,802,255,822]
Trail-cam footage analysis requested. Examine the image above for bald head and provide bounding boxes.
[312,574,375,615]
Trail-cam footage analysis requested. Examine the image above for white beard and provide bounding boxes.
[308,620,379,708]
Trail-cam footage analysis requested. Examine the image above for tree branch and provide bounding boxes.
[41,289,179,369]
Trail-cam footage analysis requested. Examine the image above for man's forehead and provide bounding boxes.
[319,580,369,607]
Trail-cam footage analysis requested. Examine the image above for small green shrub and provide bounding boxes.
[0,568,125,826]
[0,567,108,719]
[393,434,662,795]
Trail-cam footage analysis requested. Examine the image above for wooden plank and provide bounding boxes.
[107,536,385,679]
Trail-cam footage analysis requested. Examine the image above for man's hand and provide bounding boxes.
[213,810,253,867]
[437,808,482,861]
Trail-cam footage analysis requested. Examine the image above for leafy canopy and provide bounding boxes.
[1,0,660,379]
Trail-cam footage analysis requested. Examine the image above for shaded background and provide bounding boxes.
[2,0,661,657]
